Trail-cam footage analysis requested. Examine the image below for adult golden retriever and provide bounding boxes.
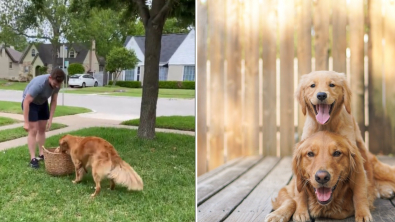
[265,131,394,222]
[59,134,144,197]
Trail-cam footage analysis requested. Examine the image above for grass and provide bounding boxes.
[0,117,20,127]
[0,127,195,221]
[0,123,67,142]
[0,101,92,117]
[0,80,195,99]
[121,116,195,132]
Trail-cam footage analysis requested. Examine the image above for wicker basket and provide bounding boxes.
[42,146,75,176]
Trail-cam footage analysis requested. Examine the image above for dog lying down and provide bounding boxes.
[59,134,143,197]
[265,131,395,222]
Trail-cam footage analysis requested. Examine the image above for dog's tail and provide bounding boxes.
[109,159,144,191]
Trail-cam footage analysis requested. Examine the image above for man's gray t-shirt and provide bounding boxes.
[22,74,60,105]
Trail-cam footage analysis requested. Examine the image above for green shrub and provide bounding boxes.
[181,81,195,89]
[108,80,141,88]
[67,63,85,75]
[158,81,195,89]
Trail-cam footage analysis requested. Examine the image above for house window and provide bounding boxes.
[125,69,135,81]
[57,50,59,58]
[183,65,195,81]
[159,66,168,81]
[137,67,140,81]
[31,49,36,57]
[69,49,75,58]
[9,62,12,69]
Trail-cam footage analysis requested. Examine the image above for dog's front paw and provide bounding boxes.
[265,212,287,222]
[355,211,372,222]
[72,180,78,184]
[293,210,310,222]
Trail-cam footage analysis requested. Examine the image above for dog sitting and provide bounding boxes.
[59,134,143,197]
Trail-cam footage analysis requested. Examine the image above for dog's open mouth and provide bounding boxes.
[312,102,335,124]
[313,180,339,205]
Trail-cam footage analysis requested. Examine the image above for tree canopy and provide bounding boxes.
[106,47,138,86]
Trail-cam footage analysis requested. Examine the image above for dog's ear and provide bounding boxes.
[346,140,364,190]
[292,140,305,192]
[340,73,352,114]
[296,77,307,116]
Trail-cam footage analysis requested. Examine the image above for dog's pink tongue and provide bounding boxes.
[315,187,332,202]
[316,104,330,124]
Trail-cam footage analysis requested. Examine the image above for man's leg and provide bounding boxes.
[37,120,47,157]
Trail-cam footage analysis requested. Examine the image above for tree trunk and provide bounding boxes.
[137,2,166,139]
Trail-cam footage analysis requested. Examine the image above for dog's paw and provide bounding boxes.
[72,180,78,184]
[293,211,310,222]
[90,193,96,198]
[264,212,287,222]
[355,211,372,222]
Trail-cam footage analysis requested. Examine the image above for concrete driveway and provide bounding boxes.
[0,90,195,121]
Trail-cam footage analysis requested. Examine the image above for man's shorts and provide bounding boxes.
[21,100,50,122]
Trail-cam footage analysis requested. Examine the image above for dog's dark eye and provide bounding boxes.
[333,151,341,157]
[310,84,315,88]
[307,152,315,157]
[329,83,335,87]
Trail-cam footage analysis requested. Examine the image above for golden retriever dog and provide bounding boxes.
[265,132,379,222]
[295,71,395,196]
[59,134,144,197]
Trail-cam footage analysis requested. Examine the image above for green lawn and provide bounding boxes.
[0,123,67,142]
[0,80,28,91]
[0,127,195,221]
[0,101,92,117]
[121,116,195,131]
[0,117,20,127]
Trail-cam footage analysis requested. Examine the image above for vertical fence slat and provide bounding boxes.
[197,0,208,176]
[208,0,225,170]
[261,0,277,155]
[332,0,347,73]
[297,0,312,141]
[226,0,242,160]
[384,0,395,154]
[244,0,260,155]
[279,0,295,156]
[313,0,330,70]
[368,0,386,154]
[349,0,365,138]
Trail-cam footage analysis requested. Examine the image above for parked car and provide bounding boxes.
[68,74,99,88]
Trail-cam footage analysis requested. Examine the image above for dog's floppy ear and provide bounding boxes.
[340,73,352,114]
[292,140,305,192]
[295,76,307,116]
[345,140,364,189]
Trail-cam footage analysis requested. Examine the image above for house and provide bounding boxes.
[0,44,23,80]
[19,40,105,77]
[122,29,195,82]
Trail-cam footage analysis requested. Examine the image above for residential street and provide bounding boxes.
[0,89,195,121]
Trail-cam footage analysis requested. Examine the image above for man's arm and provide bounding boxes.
[49,93,58,120]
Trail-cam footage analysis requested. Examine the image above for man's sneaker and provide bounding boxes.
[30,158,39,169]
[37,155,45,161]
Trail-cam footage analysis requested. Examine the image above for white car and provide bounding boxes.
[68,74,99,88]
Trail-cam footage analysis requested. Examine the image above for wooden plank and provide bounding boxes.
[197,157,243,183]
[296,0,312,141]
[279,0,295,156]
[208,0,225,170]
[349,0,365,139]
[332,0,347,73]
[367,0,387,154]
[384,0,395,154]
[197,0,208,177]
[225,0,243,160]
[243,0,260,155]
[224,157,293,221]
[198,157,280,221]
[313,0,330,70]
[316,199,395,222]
[261,0,277,156]
[197,156,262,205]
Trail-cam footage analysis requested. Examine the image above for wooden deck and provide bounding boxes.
[197,156,395,222]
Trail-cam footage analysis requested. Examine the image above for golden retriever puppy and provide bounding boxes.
[59,134,144,197]
[265,132,375,222]
[295,71,395,199]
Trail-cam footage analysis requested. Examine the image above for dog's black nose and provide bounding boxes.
[315,170,331,184]
[317,92,327,101]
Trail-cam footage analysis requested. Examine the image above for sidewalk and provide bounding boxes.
[0,112,194,152]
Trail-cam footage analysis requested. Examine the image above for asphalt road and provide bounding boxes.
[0,90,195,121]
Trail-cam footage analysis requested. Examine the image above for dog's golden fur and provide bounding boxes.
[265,132,378,222]
[59,134,143,197]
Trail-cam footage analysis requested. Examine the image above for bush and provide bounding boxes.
[39,66,48,74]
[67,63,85,76]
[158,81,195,89]
[108,81,141,88]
